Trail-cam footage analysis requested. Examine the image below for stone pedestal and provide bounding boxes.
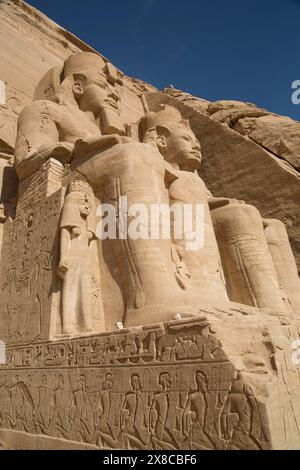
[0,159,64,343]
[0,309,299,449]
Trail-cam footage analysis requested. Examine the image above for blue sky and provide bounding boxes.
[28,0,300,120]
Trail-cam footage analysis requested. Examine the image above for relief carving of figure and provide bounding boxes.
[0,376,13,428]
[221,374,266,450]
[183,370,218,449]
[149,372,180,450]
[68,375,93,442]
[22,236,52,341]
[36,375,52,434]
[9,375,33,432]
[171,244,191,290]
[93,372,117,447]
[50,375,69,438]
[119,373,149,449]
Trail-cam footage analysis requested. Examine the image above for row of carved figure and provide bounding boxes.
[11,51,300,335]
[0,369,269,450]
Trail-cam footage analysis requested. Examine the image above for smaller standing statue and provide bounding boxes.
[58,180,97,335]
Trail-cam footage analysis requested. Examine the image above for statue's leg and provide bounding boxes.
[168,175,228,304]
[211,203,287,313]
[79,269,93,333]
[61,264,79,334]
[75,143,182,326]
[102,148,181,324]
[264,218,300,315]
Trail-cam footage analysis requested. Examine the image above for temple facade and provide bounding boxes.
[0,0,300,450]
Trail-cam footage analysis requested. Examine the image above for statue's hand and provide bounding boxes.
[51,143,74,164]
[57,260,70,279]
[208,197,245,210]
[74,134,128,157]
[228,198,245,205]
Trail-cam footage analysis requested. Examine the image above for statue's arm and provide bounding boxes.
[16,144,73,181]
[15,102,73,180]
[208,196,245,210]
[73,134,132,160]
[57,227,71,279]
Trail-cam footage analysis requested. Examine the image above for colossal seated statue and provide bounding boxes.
[138,105,300,318]
[13,52,201,331]
[12,52,300,337]
[14,52,126,182]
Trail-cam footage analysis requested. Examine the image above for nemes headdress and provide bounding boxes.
[138,105,190,144]
[63,52,123,86]
[34,52,123,102]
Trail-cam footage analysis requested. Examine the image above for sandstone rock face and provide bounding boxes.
[234,114,300,170]
[0,0,300,452]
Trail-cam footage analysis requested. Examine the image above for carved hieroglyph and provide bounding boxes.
[0,49,300,450]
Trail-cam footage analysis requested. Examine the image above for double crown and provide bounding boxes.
[68,179,94,197]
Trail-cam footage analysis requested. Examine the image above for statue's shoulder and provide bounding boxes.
[169,170,212,197]
[18,99,61,122]
[107,141,165,162]
[174,170,204,185]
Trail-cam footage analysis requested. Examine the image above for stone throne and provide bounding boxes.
[0,52,300,450]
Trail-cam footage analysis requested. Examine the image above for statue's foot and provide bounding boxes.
[123,291,229,328]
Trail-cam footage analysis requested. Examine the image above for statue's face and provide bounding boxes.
[78,194,92,218]
[76,69,121,116]
[162,125,202,170]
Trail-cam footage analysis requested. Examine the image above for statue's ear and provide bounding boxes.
[156,125,169,150]
[72,74,86,97]
[156,134,167,150]
[142,126,157,145]
[181,119,190,129]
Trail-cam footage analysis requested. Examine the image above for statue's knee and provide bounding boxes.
[263,218,288,241]
[213,202,261,226]
[264,218,286,231]
[233,203,261,219]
